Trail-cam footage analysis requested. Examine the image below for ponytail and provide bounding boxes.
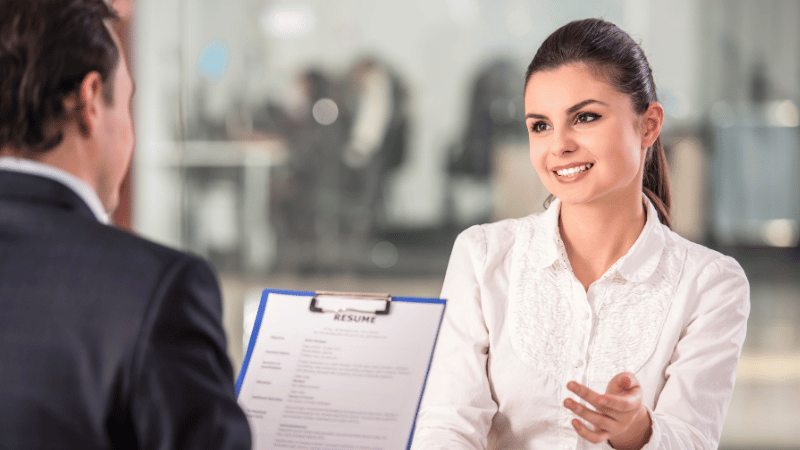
[642,136,671,228]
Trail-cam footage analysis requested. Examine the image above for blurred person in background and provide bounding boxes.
[412,18,749,450]
[273,69,349,271]
[445,57,525,227]
[340,57,408,245]
[447,57,524,181]
[0,0,251,448]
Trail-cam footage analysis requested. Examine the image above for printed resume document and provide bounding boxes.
[236,289,446,450]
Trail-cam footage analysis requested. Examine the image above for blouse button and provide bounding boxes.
[572,359,583,368]
[582,310,590,320]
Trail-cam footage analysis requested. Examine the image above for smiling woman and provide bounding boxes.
[412,18,750,450]
[524,21,671,229]
[524,63,664,240]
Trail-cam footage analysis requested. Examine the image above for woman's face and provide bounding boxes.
[524,63,659,209]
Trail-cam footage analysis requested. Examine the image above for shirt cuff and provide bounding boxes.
[638,404,660,450]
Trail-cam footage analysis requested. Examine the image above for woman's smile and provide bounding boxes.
[553,162,594,179]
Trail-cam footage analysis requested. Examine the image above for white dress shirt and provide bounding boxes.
[0,156,109,224]
[412,198,750,450]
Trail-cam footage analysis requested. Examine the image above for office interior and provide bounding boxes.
[118,0,800,447]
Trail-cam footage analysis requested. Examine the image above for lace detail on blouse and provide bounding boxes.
[586,245,685,384]
[508,214,572,380]
[507,212,687,383]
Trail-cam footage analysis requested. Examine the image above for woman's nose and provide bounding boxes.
[550,128,577,155]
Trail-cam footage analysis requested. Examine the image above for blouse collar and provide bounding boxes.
[529,196,666,283]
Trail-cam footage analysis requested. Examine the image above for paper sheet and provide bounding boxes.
[237,292,445,450]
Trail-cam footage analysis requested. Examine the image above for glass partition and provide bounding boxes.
[133,1,800,447]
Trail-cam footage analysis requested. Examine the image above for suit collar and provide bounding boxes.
[0,157,109,223]
[0,170,99,221]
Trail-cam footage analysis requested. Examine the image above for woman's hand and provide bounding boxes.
[563,372,652,449]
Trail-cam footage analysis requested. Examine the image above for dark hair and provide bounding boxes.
[525,18,672,228]
[0,0,120,153]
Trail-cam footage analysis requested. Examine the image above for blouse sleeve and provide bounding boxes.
[411,226,498,450]
[641,255,750,449]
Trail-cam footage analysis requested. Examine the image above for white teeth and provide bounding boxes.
[556,163,593,176]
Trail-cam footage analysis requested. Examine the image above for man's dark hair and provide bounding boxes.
[0,0,120,153]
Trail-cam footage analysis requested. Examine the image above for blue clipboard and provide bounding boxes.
[236,288,446,450]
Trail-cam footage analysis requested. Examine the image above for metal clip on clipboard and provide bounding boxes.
[309,291,392,315]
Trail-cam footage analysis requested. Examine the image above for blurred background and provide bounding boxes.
[113,0,799,447]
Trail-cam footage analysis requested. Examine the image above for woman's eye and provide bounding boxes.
[530,121,551,133]
[575,112,600,124]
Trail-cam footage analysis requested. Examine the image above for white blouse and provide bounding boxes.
[412,199,750,450]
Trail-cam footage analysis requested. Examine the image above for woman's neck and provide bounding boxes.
[558,194,647,291]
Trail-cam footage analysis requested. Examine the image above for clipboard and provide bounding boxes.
[236,288,446,450]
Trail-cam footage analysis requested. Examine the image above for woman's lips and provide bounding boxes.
[553,163,594,177]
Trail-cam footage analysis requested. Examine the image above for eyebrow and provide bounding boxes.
[525,99,608,120]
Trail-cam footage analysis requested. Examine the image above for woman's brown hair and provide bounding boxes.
[525,18,672,228]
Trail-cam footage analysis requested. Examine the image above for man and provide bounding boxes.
[0,1,251,448]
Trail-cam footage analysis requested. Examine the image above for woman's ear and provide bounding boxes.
[641,102,664,149]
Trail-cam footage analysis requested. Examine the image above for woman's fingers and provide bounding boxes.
[566,374,650,446]
[568,380,640,414]
[608,372,639,391]
[566,381,620,414]
[564,398,618,433]
[598,391,639,413]
[605,373,643,413]
[572,418,611,444]
[567,381,603,407]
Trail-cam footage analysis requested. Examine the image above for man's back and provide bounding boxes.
[0,171,251,449]
[0,0,251,447]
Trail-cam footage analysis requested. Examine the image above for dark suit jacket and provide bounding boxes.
[0,170,251,449]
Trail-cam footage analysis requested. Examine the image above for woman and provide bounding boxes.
[412,18,749,450]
